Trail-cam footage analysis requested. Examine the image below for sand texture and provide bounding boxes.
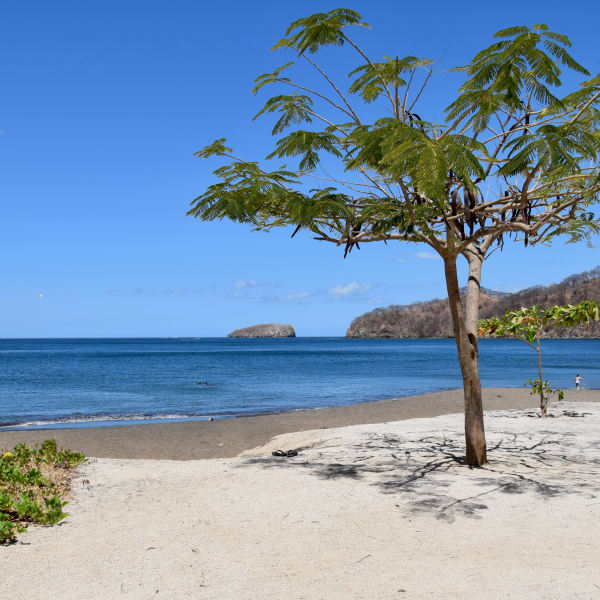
[2,400,600,599]
[2,387,598,460]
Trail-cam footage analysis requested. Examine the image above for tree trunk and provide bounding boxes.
[443,251,487,467]
[536,338,546,418]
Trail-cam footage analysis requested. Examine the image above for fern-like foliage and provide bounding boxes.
[266,130,342,171]
[446,24,590,132]
[190,9,600,259]
[253,95,314,135]
[272,9,368,54]
[348,56,432,103]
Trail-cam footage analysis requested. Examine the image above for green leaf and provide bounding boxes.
[253,94,314,135]
[271,9,368,54]
[348,56,432,103]
[193,138,232,159]
[266,130,342,170]
[252,62,294,94]
[446,25,589,132]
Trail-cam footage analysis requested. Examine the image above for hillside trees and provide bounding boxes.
[189,9,600,465]
[346,266,600,338]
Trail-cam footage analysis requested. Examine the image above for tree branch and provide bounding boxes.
[275,78,356,121]
[340,32,397,113]
[302,54,362,124]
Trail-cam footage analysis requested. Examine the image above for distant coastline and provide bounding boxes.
[347,266,600,338]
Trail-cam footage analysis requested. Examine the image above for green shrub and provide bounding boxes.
[0,440,85,544]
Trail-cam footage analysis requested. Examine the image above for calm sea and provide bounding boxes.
[1,337,598,430]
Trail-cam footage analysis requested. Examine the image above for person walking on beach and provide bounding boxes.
[574,374,583,390]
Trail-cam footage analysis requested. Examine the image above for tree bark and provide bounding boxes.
[443,249,487,466]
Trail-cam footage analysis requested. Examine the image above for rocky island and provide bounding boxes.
[227,323,296,338]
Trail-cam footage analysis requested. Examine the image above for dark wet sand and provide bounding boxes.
[1,388,597,460]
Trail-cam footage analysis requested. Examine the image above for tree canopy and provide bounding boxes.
[189,9,600,260]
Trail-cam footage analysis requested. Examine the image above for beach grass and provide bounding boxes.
[0,439,85,543]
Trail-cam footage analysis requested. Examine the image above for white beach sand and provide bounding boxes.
[2,401,599,599]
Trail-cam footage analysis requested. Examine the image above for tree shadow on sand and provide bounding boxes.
[240,410,600,522]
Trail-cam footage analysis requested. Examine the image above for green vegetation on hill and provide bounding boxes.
[347,267,600,338]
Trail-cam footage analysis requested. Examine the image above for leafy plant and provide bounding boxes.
[189,9,600,465]
[479,300,598,416]
[0,440,85,544]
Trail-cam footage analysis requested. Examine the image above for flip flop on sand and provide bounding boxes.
[271,449,299,457]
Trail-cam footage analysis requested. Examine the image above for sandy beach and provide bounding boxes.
[2,387,597,459]
[1,390,600,599]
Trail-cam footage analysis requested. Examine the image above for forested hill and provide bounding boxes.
[346,267,600,338]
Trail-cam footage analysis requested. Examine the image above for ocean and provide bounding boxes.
[1,337,598,429]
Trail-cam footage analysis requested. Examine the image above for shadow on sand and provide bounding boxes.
[240,409,600,522]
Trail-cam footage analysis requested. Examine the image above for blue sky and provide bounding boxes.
[1,0,599,337]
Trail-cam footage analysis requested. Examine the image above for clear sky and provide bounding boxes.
[2,0,599,337]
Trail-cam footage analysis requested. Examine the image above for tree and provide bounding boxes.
[188,9,600,466]
[478,301,598,417]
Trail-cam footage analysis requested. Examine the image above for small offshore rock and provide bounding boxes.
[227,323,296,338]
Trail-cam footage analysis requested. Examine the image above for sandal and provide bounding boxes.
[271,449,299,457]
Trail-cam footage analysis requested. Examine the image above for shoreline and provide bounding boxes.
[1,387,598,460]
[4,383,599,430]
